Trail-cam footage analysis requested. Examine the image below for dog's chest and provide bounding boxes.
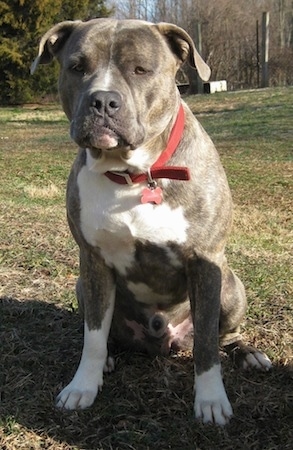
[77,164,189,275]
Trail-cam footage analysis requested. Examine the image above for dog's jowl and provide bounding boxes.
[32,18,272,425]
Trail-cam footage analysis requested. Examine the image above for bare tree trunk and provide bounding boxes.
[279,0,286,48]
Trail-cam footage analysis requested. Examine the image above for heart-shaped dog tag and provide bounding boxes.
[141,186,163,204]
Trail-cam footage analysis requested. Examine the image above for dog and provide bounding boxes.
[31,18,272,425]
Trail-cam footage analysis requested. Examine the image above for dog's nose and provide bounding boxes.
[91,90,122,117]
[148,313,168,338]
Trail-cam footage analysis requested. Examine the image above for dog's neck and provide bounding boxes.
[104,104,190,185]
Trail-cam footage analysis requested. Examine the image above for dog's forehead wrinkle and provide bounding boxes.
[66,21,118,65]
[112,24,166,68]
[73,21,160,63]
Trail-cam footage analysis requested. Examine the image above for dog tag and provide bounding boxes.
[141,169,163,204]
[141,186,163,204]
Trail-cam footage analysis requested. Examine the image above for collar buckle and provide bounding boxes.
[110,171,134,185]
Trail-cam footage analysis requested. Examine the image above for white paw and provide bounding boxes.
[56,382,99,410]
[195,393,233,426]
[103,356,115,373]
[194,364,233,426]
[242,351,272,371]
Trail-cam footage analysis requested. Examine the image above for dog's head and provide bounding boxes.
[32,19,210,170]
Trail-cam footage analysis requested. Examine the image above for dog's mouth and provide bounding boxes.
[70,118,138,152]
[91,125,123,150]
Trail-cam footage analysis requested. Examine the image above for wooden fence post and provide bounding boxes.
[261,11,270,88]
[195,22,203,94]
[186,22,203,94]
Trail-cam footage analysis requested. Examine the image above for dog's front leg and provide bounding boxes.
[187,255,233,426]
[56,247,115,410]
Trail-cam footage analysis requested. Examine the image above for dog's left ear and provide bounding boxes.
[155,22,211,82]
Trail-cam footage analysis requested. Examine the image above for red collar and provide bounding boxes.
[104,104,190,185]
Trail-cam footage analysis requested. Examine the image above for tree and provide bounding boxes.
[0,0,113,104]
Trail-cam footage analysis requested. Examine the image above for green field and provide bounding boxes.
[0,87,292,449]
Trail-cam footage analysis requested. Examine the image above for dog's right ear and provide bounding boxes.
[30,21,81,74]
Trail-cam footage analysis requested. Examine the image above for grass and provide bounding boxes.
[0,87,292,449]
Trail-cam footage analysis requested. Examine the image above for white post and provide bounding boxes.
[261,12,270,88]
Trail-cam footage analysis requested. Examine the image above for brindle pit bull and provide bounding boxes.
[31,18,272,425]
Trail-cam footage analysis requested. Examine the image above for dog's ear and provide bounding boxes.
[30,21,81,74]
[155,22,211,82]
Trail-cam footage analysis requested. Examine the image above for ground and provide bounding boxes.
[0,87,292,449]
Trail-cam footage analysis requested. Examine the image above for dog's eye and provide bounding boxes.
[134,66,148,75]
[71,64,86,74]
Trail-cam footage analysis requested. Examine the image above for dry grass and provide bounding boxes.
[24,183,61,200]
[0,88,292,449]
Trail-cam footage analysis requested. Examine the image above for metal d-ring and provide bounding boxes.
[147,169,157,189]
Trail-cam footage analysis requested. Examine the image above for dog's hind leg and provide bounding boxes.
[219,264,272,371]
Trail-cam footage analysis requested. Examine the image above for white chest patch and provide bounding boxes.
[77,153,189,275]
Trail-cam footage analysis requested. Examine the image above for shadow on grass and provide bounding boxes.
[0,297,292,450]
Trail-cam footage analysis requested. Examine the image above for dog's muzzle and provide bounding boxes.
[70,88,144,151]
